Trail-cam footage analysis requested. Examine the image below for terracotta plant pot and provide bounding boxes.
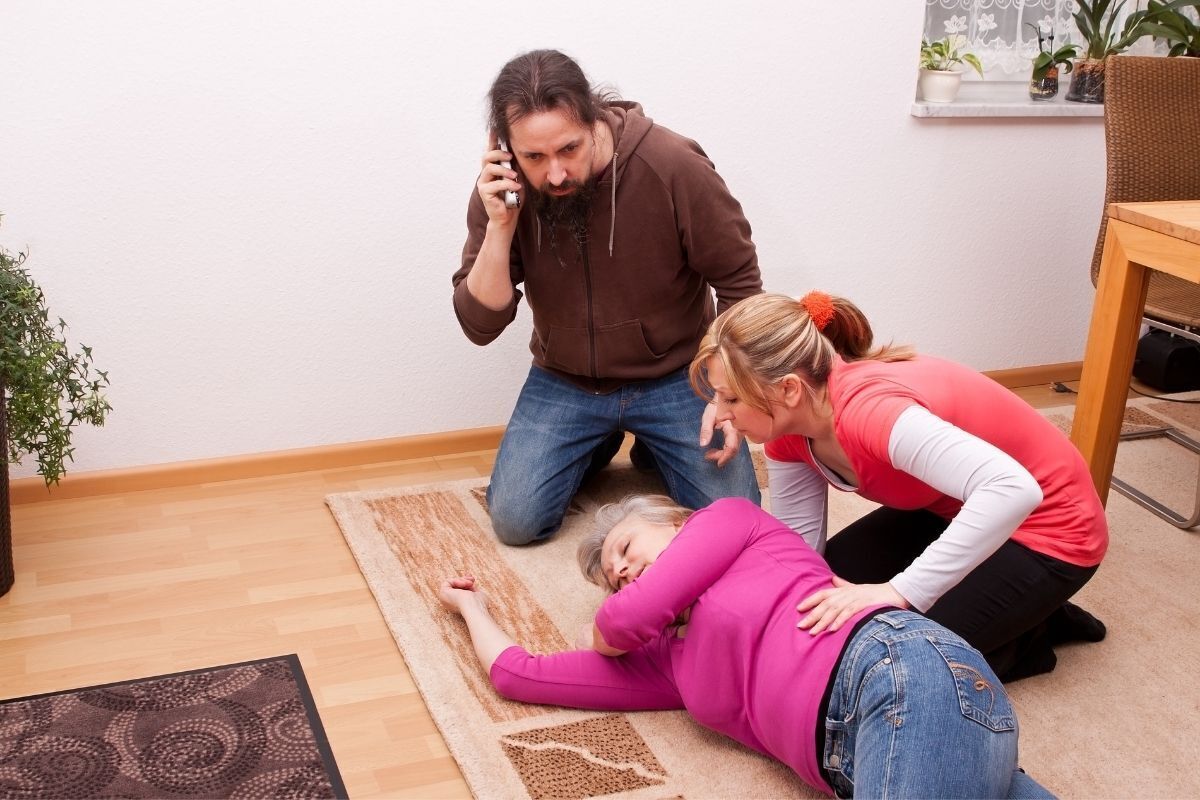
[1066,58,1106,103]
[918,68,964,103]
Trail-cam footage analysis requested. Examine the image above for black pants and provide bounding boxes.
[823,507,1099,681]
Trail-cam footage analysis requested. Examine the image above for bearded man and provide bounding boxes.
[453,49,763,545]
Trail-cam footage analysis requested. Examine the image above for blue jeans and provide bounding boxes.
[824,611,1055,799]
[487,365,761,545]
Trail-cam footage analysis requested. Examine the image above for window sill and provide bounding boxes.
[911,82,1104,118]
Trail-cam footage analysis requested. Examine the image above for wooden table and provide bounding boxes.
[1071,200,1200,502]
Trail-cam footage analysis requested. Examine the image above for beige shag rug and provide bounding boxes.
[327,394,1200,799]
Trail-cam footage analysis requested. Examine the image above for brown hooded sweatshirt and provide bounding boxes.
[453,102,762,394]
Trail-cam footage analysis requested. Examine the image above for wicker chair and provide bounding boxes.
[1091,54,1200,529]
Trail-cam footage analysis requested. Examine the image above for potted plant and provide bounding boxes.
[1027,23,1081,99]
[0,220,111,597]
[918,35,985,103]
[1140,0,1200,56]
[1067,0,1153,102]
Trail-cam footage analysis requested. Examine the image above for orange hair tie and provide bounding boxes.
[800,291,835,332]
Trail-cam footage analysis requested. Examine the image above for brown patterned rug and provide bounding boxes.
[0,654,346,799]
[1042,393,1196,438]
[1043,391,1200,522]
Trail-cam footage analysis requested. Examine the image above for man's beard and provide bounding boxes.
[531,175,598,246]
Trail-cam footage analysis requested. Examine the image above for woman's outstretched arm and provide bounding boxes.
[438,576,515,671]
[441,576,683,711]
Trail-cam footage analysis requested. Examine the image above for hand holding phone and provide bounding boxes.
[497,139,521,209]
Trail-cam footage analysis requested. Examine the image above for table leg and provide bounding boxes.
[1070,225,1150,502]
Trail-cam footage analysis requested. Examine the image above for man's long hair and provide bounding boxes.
[487,49,616,142]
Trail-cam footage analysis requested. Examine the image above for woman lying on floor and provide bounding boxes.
[439,495,1053,798]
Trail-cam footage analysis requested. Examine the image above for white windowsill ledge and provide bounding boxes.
[911,81,1104,118]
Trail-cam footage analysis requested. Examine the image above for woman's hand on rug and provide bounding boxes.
[438,575,516,672]
[796,577,908,635]
[439,576,489,614]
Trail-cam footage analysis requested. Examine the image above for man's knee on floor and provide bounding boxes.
[488,496,562,546]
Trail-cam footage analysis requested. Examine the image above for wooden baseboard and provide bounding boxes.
[10,426,506,505]
[984,360,1082,389]
[10,360,1084,505]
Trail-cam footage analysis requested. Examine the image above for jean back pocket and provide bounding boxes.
[929,638,1016,732]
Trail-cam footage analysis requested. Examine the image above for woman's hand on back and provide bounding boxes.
[796,577,909,635]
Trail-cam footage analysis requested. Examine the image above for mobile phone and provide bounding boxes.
[497,138,521,209]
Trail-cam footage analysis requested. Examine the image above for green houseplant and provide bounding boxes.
[1140,0,1200,56]
[0,221,111,597]
[918,35,985,103]
[1067,0,1153,102]
[1026,22,1081,99]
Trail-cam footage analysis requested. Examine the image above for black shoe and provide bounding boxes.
[1000,644,1058,683]
[1047,601,1107,645]
[629,437,659,474]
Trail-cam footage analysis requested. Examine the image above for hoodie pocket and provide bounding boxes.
[541,320,664,376]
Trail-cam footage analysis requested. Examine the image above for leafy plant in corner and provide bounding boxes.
[0,216,111,595]
[1067,0,1152,101]
[1027,22,1081,80]
[1140,0,1200,56]
[0,225,111,487]
[1072,0,1151,59]
[919,35,985,76]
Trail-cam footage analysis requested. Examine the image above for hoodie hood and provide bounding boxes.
[598,101,653,256]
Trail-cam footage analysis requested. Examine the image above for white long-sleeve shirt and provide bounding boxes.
[769,405,1042,611]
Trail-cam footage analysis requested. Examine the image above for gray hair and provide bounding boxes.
[576,494,693,591]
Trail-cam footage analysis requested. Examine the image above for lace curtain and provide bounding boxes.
[922,0,1157,78]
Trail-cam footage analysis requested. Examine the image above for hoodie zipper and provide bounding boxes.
[581,242,597,381]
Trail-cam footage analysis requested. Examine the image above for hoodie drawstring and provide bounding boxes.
[531,148,616,256]
[608,150,619,257]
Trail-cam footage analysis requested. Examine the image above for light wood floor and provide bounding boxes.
[0,380,1086,798]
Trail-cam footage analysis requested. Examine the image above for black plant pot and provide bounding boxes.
[1066,58,1106,103]
[0,384,12,598]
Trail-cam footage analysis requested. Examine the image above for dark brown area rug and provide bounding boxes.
[0,654,346,800]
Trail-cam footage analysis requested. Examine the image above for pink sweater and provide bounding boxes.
[489,498,885,794]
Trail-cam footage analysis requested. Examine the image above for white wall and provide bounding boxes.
[0,1,1106,476]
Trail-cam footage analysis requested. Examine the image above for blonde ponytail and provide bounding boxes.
[690,293,913,413]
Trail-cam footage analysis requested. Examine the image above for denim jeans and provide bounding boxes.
[823,611,1055,799]
[487,365,761,545]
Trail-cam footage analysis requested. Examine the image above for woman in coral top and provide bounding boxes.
[689,292,1108,682]
[439,495,1051,798]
